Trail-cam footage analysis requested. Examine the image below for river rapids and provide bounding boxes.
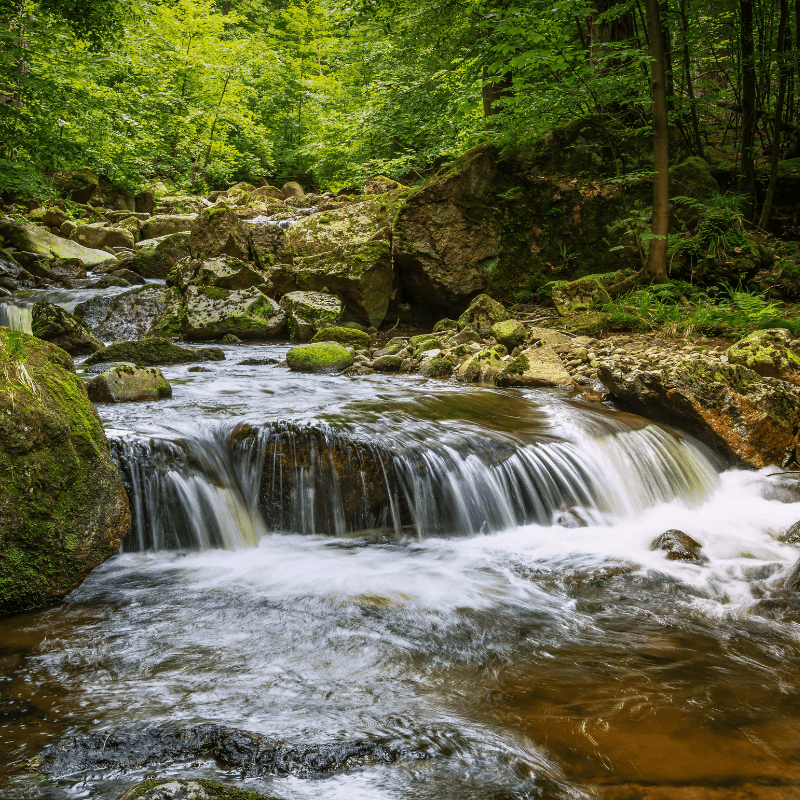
[3,293,800,799]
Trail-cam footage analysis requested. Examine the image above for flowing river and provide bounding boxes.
[3,290,800,800]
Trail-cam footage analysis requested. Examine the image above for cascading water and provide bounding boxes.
[0,299,33,333]
[110,399,721,551]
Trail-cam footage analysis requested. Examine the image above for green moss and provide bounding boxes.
[420,354,454,378]
[286,342,354,372]
[433,318,458,333]
[199,285,230,301]
[310,325,370,349]
[502,353,530,376]
[85,337,224,366]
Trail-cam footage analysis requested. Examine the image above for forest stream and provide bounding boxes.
[3,285,800,800]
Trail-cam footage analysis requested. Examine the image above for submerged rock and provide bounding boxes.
[35,724,412,779]
[495,345,572,388]
[0,330,130,615]
[286,341,354,372]
[650,529,708,564]
[86,363,172,403]
[85,337,225,366]
[31,300,104,355]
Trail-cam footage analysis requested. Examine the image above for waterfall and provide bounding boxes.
[0,300,33,334]
[110,414,721,551]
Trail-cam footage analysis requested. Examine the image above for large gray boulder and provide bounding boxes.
[0,220,116,268]
[140,215,196,240]
[189,207,249,261]
[393,144,501,308]
[182,285,286,340]
[75,285,170,341]
[279,291,343,341]
[495,345,572,388]
[248,223,287,270]
[188,255,269,291]
[71,223,135,251]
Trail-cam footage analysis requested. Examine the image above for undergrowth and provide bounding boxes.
[601,281,800,338]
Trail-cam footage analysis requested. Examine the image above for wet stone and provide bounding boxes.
[650,529,708,564]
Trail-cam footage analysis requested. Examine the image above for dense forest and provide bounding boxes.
[1,0,799,213]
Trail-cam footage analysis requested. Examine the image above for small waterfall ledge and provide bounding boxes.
[110,413,721,551]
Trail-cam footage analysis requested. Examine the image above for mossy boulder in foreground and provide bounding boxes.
[0,329,130,616]
[286,341,354,372]
[280,291,343,341]
[726,328,800,383]
[85,337,225,366]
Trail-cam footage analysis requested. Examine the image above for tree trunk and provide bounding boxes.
[758,0,788,229]
[644,0,669,280]
[679,0,704,157]
[199,74,231,180]
[481,65,513,120]
[738,0,757,220]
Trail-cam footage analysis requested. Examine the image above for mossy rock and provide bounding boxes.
[86,362,172,403]
[557,312,610,335]
[491,319,526,350]
[372,353,403,371]
[0,330,130,615]
[726,328,800,382]
[455,346,506,382]
[420,354,454,378]
[117,777,283,800]
[310,325,370,349]
[409,333,439,347]
[668,157,719,200]
[279,291,343,342]
[286,342,354,372]
[182,285,286,341]
[414,338,443,356]
[133,232,192,279]
[85,337,225,366]
[31,300,103,355]
[433,318,458,333]
[457,294,510,335]
[551,277,611,316]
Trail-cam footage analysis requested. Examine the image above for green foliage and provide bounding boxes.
[601,282,800,337]
[670,193,749,263]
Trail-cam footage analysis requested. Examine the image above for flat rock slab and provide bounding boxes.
[34,724,423,779]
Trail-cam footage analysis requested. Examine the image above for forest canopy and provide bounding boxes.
[0,0,798,200]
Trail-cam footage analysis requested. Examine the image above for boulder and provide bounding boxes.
[551,277,612,316]
[189,255,269,291]
[726,328,800,383]
[51,168,99,203]
[279,291,343,341]
[85,337,225,366]
[274,194,406,326]
[364,175,401,195]
[393,143,501,307]
[372,354,403,371]
[140,215,196,240]
[86,363,172,403]
[31,301,103,355]
[71,223,135,251]
[47,257,87,282]
[113,215,142,243]
[598,358,800,468]
[420,353,455,378]
[669,156,719,200]
[495,345,572,388]
[248,223,288,270]
[781,520,800,544]
[286,341,354,372]
[182,285,286,341]
[0,330,130,615]
[248,185,284,202]
[282,181,305,199]
[135,190,155,214]
[650,529,708,565]
[189,207,250,261]
[75,285,171,341]
[0,220,116,268]
[310,325,371,349]
[99,268,146,286]
[491,319,527,350]
[456,347,506,382]
[457,294,510,335]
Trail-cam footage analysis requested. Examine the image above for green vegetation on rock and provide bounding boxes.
[85,337,225,366]
[310,325,371,349]
[286,342,354,372]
